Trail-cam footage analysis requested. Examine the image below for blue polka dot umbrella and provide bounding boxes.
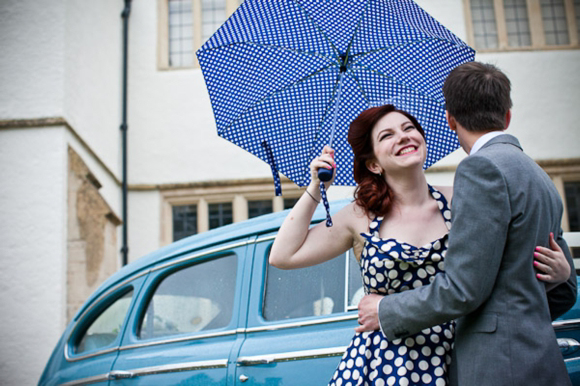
[197,0,474,224]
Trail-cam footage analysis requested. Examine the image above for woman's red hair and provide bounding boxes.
[347,105,426,217]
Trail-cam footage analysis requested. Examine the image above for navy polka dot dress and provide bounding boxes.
[330,186,454,386]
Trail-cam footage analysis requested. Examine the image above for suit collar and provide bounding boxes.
[478,133,522,152]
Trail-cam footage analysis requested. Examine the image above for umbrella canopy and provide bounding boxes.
[197,0,475,190]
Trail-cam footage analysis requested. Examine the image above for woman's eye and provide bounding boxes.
[379,134,391,141]
[404,125,416,131]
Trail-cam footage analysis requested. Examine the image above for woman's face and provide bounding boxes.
[368,112,427,175]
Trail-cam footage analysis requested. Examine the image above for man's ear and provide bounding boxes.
[505,110,512,130]
[365,159,382,176]
[446,111,457,132]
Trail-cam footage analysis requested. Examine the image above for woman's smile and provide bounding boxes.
[396,145,418,156]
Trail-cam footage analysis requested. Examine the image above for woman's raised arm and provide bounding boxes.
[269,146,355,269]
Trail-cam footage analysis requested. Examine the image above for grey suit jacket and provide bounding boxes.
[378,134,577,386]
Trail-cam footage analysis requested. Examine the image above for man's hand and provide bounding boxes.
[355,294,383,333]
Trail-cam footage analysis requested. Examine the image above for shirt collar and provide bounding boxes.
[470,131,506,155]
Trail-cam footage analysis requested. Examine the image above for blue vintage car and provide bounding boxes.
[39,201,580,385]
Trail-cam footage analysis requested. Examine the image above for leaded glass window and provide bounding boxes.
[471,0,499,49]
[504,0,532,46]
[541,0,570,45]
[173,205,198,241]
[248,200,273,219]
[209,202,233,229]
[168,0,193,67]
[565,181,580,232]
[202,0,227,44]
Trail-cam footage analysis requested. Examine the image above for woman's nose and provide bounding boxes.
[398,132,410,143]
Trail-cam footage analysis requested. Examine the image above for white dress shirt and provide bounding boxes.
[470,130,506,155]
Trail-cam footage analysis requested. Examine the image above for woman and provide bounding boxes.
[269,105,569,385]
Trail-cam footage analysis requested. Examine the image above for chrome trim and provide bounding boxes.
[565,357,580,363]
[553,318,580,329]
[237,346,347,366]
[152,240,250,272]
[120,329,237,351]
[60,373,110,386]
[65,345,119,362]
[245,314,358,333]
[255,234,276,243]
[123,359,228,376]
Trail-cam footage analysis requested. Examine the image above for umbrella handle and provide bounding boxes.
[317,167,334,182]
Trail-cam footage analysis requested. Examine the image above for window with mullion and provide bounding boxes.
[168,0,193,67]
[504,0,532,46]
[471,0,500,49]
[248,200,273,219]
[565,181,580,232]
[574,0,580,41]
[172,204,198,241]
[209,202,233,229]
[201,0,227,44]
[541,0,570,45]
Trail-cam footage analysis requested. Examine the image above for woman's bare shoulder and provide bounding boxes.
[335,201,371,230]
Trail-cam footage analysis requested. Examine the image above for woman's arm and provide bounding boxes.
[269,146,355,269]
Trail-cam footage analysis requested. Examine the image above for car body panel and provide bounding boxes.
[39,200,580,385]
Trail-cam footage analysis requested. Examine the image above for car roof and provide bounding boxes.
[75,198,353,320]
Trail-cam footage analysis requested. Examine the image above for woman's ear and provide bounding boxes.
[365,159,382,176]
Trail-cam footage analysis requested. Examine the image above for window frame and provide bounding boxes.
[255,236,361,326]
[160,179,303,245]
[66,283,140,361]
[158,0,242,70]
[135,252,240,341]
[464,0,580,51]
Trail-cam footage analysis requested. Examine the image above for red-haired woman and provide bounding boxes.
[269,105,568,385]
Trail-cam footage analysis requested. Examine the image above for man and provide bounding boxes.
[356,62,577,385]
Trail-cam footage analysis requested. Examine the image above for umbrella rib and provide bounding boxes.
[350,37,468,61]
[352,63,444,106]
[343,0,372,64]
[292,0,340,57]
[200,41,336,62]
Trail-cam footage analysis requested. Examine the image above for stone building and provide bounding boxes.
[0,0,578,384]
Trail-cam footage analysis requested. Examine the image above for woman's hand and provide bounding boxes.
[309,145,336,190]
[534,232,570,286]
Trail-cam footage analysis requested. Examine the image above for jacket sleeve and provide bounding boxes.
[547,231,577,320]
[378,155,511,340]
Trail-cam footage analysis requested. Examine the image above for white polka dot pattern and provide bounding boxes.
[196,0,475,189]
[330,186,454,385]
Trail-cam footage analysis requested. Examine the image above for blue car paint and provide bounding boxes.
[38,198,580,385]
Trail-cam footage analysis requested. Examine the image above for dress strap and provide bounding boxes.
[428,185,452,230]
[368,216,384,237]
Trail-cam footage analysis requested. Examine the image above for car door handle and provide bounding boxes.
[237,356,274,366]
[109,370,135,379]
[558,338,580,356]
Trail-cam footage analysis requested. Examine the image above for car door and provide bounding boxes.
[554,284,580,385]
[109,240,252,385]
[46,276,147,386]
[234,232,362,385]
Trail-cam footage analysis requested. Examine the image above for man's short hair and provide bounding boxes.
[443,62,512,132]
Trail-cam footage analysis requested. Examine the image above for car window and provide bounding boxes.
[263,249,363,321]
[138,254,237,339]
[75,288,134,355]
